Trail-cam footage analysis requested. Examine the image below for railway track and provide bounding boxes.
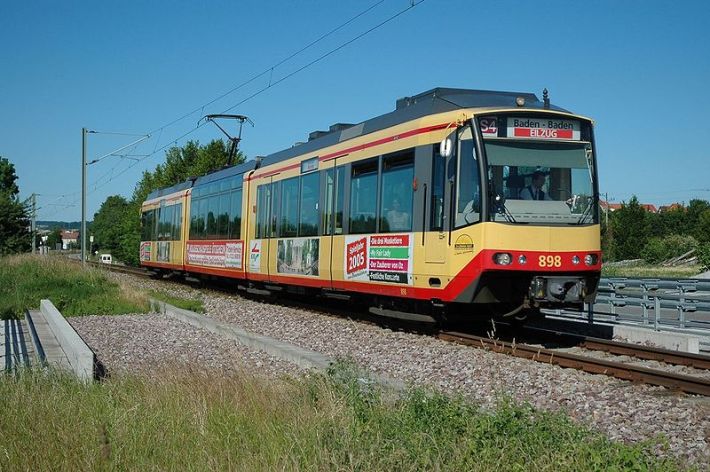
[94,261,710,396]
[88,262,149,277]
[437,331,710,396]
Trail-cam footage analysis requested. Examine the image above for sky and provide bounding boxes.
[1,0,709,222]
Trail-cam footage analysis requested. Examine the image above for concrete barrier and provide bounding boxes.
[613,325,700,354]
[157,301,331,370]
[157,300,406,391]
[39,300,96,380]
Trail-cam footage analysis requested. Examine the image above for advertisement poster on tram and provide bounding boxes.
[277,238,319,276]
[140,242,151,262]
[249,240,262,273]
[186,240,244,269]
[344,234,413,285]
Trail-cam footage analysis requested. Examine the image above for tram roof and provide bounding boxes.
[145,160,258,200]
[145,180,192,201]
[260,87,570,168]
[192,159,258,188]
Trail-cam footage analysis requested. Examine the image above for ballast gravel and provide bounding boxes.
[69,314,305,379]
[102,273,710,466]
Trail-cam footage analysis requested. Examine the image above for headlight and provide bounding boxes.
[572,255,580,265]
[518,254,527,265]
[584,254,598,266]
[494,253,512,265]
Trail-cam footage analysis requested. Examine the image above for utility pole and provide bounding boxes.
[79,127,148,267]
[30,193,37,254]
[81,127,87,266]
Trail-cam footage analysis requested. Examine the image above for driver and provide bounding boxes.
[520,171,552,201]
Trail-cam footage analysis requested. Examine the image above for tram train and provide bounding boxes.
[140,87,601,322]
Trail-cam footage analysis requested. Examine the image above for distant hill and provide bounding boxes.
[36,221,88,230]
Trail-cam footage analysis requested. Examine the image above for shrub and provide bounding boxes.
[640,234,698,264]
[697,243,710,270]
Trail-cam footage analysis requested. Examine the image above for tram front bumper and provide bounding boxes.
[529,276,587,303]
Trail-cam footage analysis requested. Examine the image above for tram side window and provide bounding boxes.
[334,167,344,234]
[256,184,271,239]
[189,198,200,240]
[455,131,481,228]
[173,203,182,240]
[280,177,299,237]
[269,182,279,238]
[218,193,230,239]
[299,172,320,237]
[193,198,207,240]
[229,189,242,239]
[206,195,218,238]
[324,168,345,236]
[431,147,445,231]
[141,209,155,241]
[380,150,414,233]
[158,205,174,241]
[349,159,378,234]
[323,169,335,235]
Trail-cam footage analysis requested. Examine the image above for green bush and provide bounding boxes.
[641,234,698,264]
[697,243,710,270]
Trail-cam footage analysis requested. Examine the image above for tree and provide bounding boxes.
[696,209,710,244]
[99,139,244,266]
[648,206,687,238]
[0,157,30,255]
[46,228,63,249]
[609,196,651,261]
[92,196,130,256]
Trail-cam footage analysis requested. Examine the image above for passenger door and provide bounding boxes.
[424,135,456,264]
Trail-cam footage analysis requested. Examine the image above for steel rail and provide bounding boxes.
[579,338,710,370]
[518,324,710,370]
[87,262,150,277]
[438,331,710,396]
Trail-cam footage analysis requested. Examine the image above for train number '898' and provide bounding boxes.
[538,255,562,268]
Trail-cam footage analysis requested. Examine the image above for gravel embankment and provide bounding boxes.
[70,313,305,378]
[104,273,710,466]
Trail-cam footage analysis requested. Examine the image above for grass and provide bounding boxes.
[0,254,150,319]
[602,262,704,279]
[150,290,205,313]
[0,362,688,471]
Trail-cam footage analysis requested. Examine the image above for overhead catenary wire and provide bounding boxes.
[144,0,386,139]
[88,0,426,195]
[221,0,426,115]
[51,0,426,221]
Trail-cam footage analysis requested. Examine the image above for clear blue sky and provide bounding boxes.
[2,0,709,221]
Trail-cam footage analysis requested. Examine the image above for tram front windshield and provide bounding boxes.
[485,140,596,225]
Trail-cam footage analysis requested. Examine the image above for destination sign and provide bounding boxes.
[507,117,580,140]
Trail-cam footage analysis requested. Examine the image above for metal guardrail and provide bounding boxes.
[548,277,710,340]
[594,277,710,330]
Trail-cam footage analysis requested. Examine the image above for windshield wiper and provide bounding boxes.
[495,194,517,223]
[575,195,597,224]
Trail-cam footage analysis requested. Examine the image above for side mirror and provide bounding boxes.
[439,138,453,158]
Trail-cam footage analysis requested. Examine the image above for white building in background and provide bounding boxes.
[61,230,79,250]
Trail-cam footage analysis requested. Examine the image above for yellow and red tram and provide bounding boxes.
[140,88,601,321]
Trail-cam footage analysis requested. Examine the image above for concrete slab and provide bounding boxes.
[38,300,96,380]
[27,310,73,371]
[613,325,700,353]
